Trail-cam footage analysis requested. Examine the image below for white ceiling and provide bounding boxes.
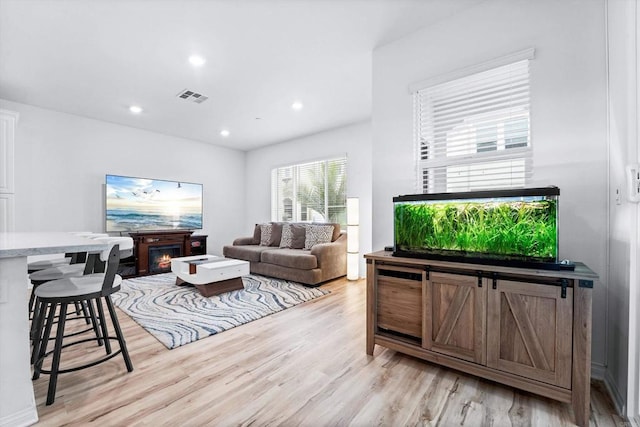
[0,0,482,151]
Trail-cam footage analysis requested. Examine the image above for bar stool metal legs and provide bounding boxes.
[32,294,133,405]
[31,245,134,406]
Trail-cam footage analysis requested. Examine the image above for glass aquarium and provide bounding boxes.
[393,187,561,269]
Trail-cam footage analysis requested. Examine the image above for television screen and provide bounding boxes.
[105,174,203,232]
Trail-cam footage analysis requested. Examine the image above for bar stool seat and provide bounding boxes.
[27,257,72,272]
[31,245,134,406]
[29,263,87,282]
[93,236,134,259]
[28,262,90,319]
[35,273,120,298]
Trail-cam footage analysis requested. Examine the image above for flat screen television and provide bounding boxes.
[105,174,203,232]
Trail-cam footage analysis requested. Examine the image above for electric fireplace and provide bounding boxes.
[130,231,193,276]
[149,244,182,274]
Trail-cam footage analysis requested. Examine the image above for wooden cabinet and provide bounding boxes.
[365,251,596,427]
[376,264,424,339]
[189,235,208,256]
[126,232,208,276]
[130,231,193,276]
[424,271,486,364]
[487,278,573,389]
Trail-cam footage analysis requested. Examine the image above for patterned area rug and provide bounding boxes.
[111,273,329,349]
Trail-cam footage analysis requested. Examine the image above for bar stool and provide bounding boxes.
[28,236,133,315]
[29,236,134,351]
[29,251,110,359]
[31,244,134,405]
[29,262,89,317]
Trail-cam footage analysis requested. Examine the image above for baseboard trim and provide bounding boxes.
[0,406,38,427]
[592,362,606,380]
[604,367,626,416]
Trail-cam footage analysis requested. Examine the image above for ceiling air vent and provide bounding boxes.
[176,89,209,104]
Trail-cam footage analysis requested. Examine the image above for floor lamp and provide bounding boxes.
[347,197,359,281]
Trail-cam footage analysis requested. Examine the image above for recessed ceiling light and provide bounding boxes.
[189,55,206,67]
[129,105,143,114]
[291,101,304,111]
[220,129,230,137]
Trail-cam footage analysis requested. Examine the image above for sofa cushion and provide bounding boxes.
[304,224,334,250]
[312,222,341,242]
[290,224,307,248]
[260,249,318,270]
[269,222,283,246]
[223,244,274,263]
[252,224,262,245]
[279,223,306,249]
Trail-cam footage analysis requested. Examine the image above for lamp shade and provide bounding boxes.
[347,253,359,281]
[346,197,359,280]
[347,198,359,226]
[347,225,359,253]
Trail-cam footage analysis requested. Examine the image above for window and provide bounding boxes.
[271,157,347,227]
[415,53,533,193]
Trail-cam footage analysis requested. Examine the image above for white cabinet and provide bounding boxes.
[0,110,18,232]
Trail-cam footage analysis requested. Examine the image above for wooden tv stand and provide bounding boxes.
[128,231,207,276]
[364,251,596,427]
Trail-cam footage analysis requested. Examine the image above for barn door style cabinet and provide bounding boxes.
[365,251,596,427]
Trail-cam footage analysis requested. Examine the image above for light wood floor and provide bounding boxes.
[32,277,628,426]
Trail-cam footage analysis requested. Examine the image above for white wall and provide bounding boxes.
[244,121,372,277]
[0,99,246,256]
[372,0,609,370]
[607,0,638,416]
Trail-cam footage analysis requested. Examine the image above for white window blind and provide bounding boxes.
[415,57,533,193]
[271,157,347,227]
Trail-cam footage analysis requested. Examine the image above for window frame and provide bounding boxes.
[412,49,535,194]
[271,156,348,228]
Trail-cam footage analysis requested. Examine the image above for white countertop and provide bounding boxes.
[0,232,109,258]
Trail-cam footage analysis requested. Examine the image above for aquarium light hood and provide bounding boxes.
[394,186,560,203]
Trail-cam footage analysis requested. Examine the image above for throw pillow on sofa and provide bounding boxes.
[259,222,283,246]
[259,223,273,246]
[280,223,307,249]
[304,224,334,250]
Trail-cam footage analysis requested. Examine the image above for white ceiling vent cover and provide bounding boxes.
[176,89,209,104]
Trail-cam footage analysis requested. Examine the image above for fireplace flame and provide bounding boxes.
[157,254,172,269]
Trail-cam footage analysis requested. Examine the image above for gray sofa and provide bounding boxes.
[222,222,347,286]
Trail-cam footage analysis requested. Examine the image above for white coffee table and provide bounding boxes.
[170,255,250,297]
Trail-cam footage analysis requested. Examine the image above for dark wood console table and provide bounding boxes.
[129,231,207,276]
[189,234,208,256]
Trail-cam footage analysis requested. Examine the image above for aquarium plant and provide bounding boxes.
[394,188,558,263]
